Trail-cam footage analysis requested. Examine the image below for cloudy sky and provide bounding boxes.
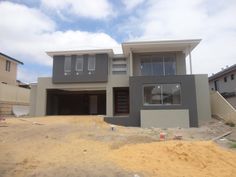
[0,0,235,83]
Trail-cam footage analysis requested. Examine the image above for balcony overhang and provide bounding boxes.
[46,49,114,58]
[122,39,201,56]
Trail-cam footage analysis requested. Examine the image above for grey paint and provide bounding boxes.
[52,54,108,83]
[141,109,190,128]
[132,52,186,76]
[129,75,199,127]
[194,74,212,125]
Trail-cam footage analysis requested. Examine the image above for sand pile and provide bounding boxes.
[109,141,236,177]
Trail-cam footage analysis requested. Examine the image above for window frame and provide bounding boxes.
[64,56,72,74]
[140,54,176,76]
[5,60,11,72]
[142,83,182,106]
[75,55,84,72]
[231,74,234,80]
[224,76,227,82]
[88,55,96,71]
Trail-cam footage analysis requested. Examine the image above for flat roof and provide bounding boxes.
[46,49,114,57]
[46,39,201,58]
[0,52,23,65]
[122,39,201,56]
[209,64,236,81]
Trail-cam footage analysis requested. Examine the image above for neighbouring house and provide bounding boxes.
[0,52,30,116]
[0,52,23,85]
[209,64,236,108]
[30,39,211,128]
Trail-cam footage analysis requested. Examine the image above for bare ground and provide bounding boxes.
[0,116,236,177]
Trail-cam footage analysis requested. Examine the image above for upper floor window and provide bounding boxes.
[140,54,176,76]
[88,55,96,71]
[231,74,234,80]
[64,56,71,74]
[75,56,83,72]
[224,76,227,82]
[5,60,11,72]
[143,83,181,105]
[112,57,127,75]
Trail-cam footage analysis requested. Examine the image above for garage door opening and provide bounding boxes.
[46,89,106,115]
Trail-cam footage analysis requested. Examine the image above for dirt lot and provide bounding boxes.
[0,116,236,177]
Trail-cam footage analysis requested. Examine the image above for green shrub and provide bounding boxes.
[230,143,236,148]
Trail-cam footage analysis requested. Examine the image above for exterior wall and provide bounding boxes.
[29,84,37,116]
[210,91,236,124]
[209,81,215,91]
[31,75,129,117]
[106,75,129,116]
[0,101,29,116]
[129,75,198,127]
[0,56,17,85]
[33,77,107,116]
[226,96,236,108]
[209,71,236,93]
[132,51,186,76]
[0,82,30,115]
[141,109,189,128]
[52,54,108,83]
[194,75,212,125]
[176,52,186,75]
[0,82,30,103]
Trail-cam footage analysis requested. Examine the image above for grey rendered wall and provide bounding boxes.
[194,74,212,125]
[141,109,190,128]
[129,75,198,127]
[176,52,186,75]
[132,52,186,76]
[29,84,37,116]
[52,54,108,83]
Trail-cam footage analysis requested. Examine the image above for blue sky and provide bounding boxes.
[0,0,236,83]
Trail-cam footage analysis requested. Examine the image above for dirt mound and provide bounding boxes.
[109,141,236,177]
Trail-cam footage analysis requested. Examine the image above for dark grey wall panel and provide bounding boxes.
[52,54,108,83]
[129,75,198,127]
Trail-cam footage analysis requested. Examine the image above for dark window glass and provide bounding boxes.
[162,84,181,105]
[141,58,152,76]
[143,85,162,105]
[224,76,227,82]
[231,74,234,80]
[5,60,11,72]
[140,54,176,76]
[143,84,181,105]
[164,57,176,75]
[152,56,164,76]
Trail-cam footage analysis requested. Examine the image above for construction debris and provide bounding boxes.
[212,131,232,141]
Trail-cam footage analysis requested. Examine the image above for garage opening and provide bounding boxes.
[46,89,106,115]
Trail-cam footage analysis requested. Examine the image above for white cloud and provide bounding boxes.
[122,0,236,75]
[121,0,145,10]
[41,0,115,19]
[0,1,120,83]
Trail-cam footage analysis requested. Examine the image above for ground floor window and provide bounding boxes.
[143,83,181,105]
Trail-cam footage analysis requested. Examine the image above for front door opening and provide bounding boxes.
[113,87,129,115]
[46,89,106,115]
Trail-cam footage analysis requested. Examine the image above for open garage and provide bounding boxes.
[46,89,106,115]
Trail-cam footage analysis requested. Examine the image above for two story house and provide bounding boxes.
[30,39,211,128]
[209,64,236,108]
[0,52,23,85]
[0,52,30,116]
